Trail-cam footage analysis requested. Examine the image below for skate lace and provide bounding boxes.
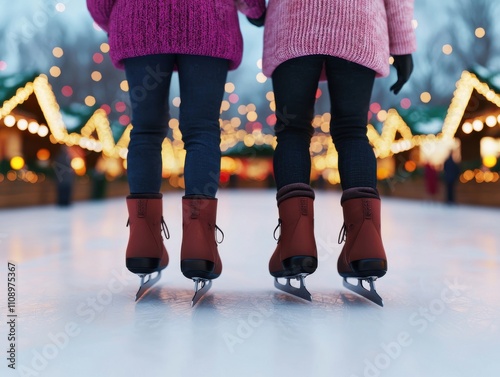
[215,224,224,244]
[161,217,170,240]
[338,223,347,244]
[126,218,170,240]
[273,219,282,241]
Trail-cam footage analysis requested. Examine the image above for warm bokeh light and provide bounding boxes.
[472,119,483,132]
[49,66,61,77]
[28,121,39,134]
[483,156,497,168]
[377,110,388,122]
[4,115,15,127]
[17,119,28,130]
[485,115,497,127]
[225,82,235,93]
[100,43,110,53]
[475,27,486,38]
[404,160,417,172]
[462,122,473,134]
[247,111,258,122]
[256,72,267,83]
[420,92,432,103]
[10,156,25,170]
[91,71,102,81]
[220,100,230,112]
[120,80,129,92]
[38,125,49,137]
[85,96,96,107]
[52,47,64,58]
[442,44,453,55]
[71,157,86,175]
[37,149,51,161]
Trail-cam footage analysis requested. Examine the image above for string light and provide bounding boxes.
[1,69,499,185]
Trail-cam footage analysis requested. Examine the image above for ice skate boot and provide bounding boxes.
[126,194,170,301]
[338,187,387,306]
[180,196,223,306]
[269,183,317,301]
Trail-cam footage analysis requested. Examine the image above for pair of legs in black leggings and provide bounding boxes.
[270,55,388,301]
[272,55,377,190]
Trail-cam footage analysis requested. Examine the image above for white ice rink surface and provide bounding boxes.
[1,189,500,377]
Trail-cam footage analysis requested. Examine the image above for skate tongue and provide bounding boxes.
[135,272,162,301]
[342,277,383,307]
[191,278,212,307]
[274,275,312,301]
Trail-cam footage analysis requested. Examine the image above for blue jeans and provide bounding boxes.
[272,55,377,190]
[124,54,229,197]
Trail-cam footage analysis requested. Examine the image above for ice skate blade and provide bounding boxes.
[191,278,212,307]
[274,275,312,302]
[342,277,383,307]
[135,271,162,301]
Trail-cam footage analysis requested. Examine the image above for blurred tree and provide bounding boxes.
[406,0,499,107]
[0,1,128,123]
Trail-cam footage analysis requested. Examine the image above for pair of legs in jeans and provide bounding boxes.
[124,54,228,197]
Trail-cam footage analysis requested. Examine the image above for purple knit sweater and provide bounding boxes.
[263,0,417,78]
[86,0,266,70]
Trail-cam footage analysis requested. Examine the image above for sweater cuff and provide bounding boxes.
[236,0,266,19]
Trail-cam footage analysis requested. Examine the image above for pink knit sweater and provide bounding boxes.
[86,0,266,70]
[263,0,417,78]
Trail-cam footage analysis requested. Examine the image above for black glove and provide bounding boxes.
[247,10,266,27]
[390,54,413,95]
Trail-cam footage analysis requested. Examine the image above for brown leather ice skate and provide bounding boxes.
[180,196,223,306]
[269,183,317,301]
[125,193,170,300]
[338,187,387,306]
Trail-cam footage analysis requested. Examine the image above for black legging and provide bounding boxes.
[272,55,377,191]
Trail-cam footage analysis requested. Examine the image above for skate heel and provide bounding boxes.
[272,256,317,302]
[181,259,219,280]
[126,257,161,274]
[344,258,387,278]
[282,256,318,276]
